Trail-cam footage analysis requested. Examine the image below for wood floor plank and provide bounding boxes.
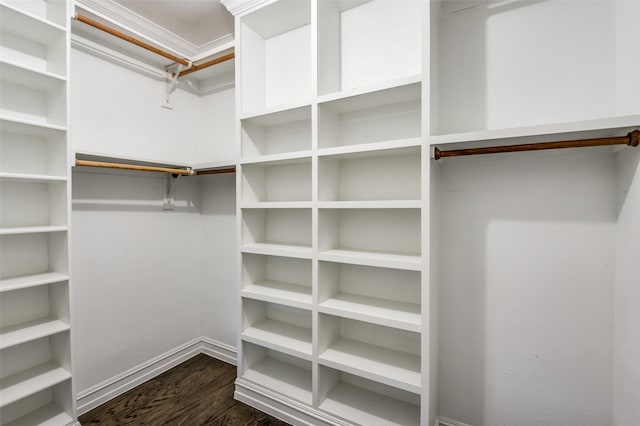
[79,354,289,425]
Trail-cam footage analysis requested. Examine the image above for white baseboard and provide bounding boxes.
[76,337,237,416]
[235,379,350,426]
[437,416,473,426]
[201,336,237,366]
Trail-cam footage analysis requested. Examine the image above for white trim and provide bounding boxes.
[437,416,474,426]
[76,337,238,415]
[234,379,352,426]
[75,0,234,57]
[221,0,275,17]
[201,337,237,366]
[75,0,192,57]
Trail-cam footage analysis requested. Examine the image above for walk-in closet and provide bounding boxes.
[0,0,638,425]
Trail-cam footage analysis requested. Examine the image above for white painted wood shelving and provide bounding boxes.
[0,0,76,424]
[233,1,426,425]
[229,0,640,425]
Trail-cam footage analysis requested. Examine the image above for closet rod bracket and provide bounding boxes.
[163,173,181,210]
[163,62,191,109]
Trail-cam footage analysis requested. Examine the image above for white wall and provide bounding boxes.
[71,48,204,164]
[199,173,237,347]
[200,87,237,162]
[437,148,616,425]
[613,147,640,425]
[71,170,204,391]
[70,46,238,398]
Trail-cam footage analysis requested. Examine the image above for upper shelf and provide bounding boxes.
[431,0,640,135]
[431,115,640,149]
[0,3,66,44]
[318,0,422,97]
[240,0,312,114]
[0,116,67,136]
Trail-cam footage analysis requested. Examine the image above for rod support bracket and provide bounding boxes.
[162,62,191,109]
[162,173,180,210]
[628,130,640,147]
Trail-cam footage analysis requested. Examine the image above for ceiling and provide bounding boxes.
[113,0,234,47]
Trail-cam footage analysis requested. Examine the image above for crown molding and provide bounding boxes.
[221,0,275,17]
[75,0,234,58]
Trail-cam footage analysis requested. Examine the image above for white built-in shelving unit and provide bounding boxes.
[234,1,425,424]
[0,0,75,424]
[231,0,640,425]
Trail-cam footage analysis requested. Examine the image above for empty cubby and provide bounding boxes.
[242,254,312,308]
[241,105,312,157]
[242,158,311,203]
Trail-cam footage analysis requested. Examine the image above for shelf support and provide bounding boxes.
[162,174,180,210]
[434,130,640,160]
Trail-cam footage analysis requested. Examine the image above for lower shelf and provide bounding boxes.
[320,380,420,426]
[241,243,312,259]
[319,338,421,394]
[242,356,312,405]
[319,293,420,332]
[0,273,68,293]
[0,319,69,350]
[242,319,312,360]
[242,281,312,309]
[0,363,71,407]
[5,403,72,426]
[318,248,421,271]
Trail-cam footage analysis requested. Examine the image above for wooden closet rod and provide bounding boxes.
[75,14,190,66]
[178,53,235,78]
[434,130,640,160]
[76,159,196,175]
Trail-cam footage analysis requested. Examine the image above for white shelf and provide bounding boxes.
[240,151,313,166]
[0,226,67,236]
[318,74,422,105]
[0,4,66,46]
[241,243,312,259]
[319,293,420,333]
[318,201,421,209]
[0,116,67,136]
[74,150,191,169]
[192,159,236,170]
[242,202,312,209]
[0,60,66,91]
[242,356,312,405]
[318,138,422,158]
[241,105,312,158]
[4,403,73,426]
[242,319,312,360]
[240,100,313,122]
[431,114,640,147]
[319,249,421,271]
[0,318,70,350]
[320,381,420,426]
[0,273,68,293]
[0,173,66,183]
[242,281,312,309]
[0,362,71,407]
[319,338,421,394]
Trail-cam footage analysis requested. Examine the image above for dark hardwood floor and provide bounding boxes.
[79,354,290,425]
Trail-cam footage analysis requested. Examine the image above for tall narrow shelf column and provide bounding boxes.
[231,0,428,424]
[0,1,76,424]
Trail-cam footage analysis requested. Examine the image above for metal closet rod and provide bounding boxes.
[75,159,236,176]
[434,130,640,160]
[74,14,235,76]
